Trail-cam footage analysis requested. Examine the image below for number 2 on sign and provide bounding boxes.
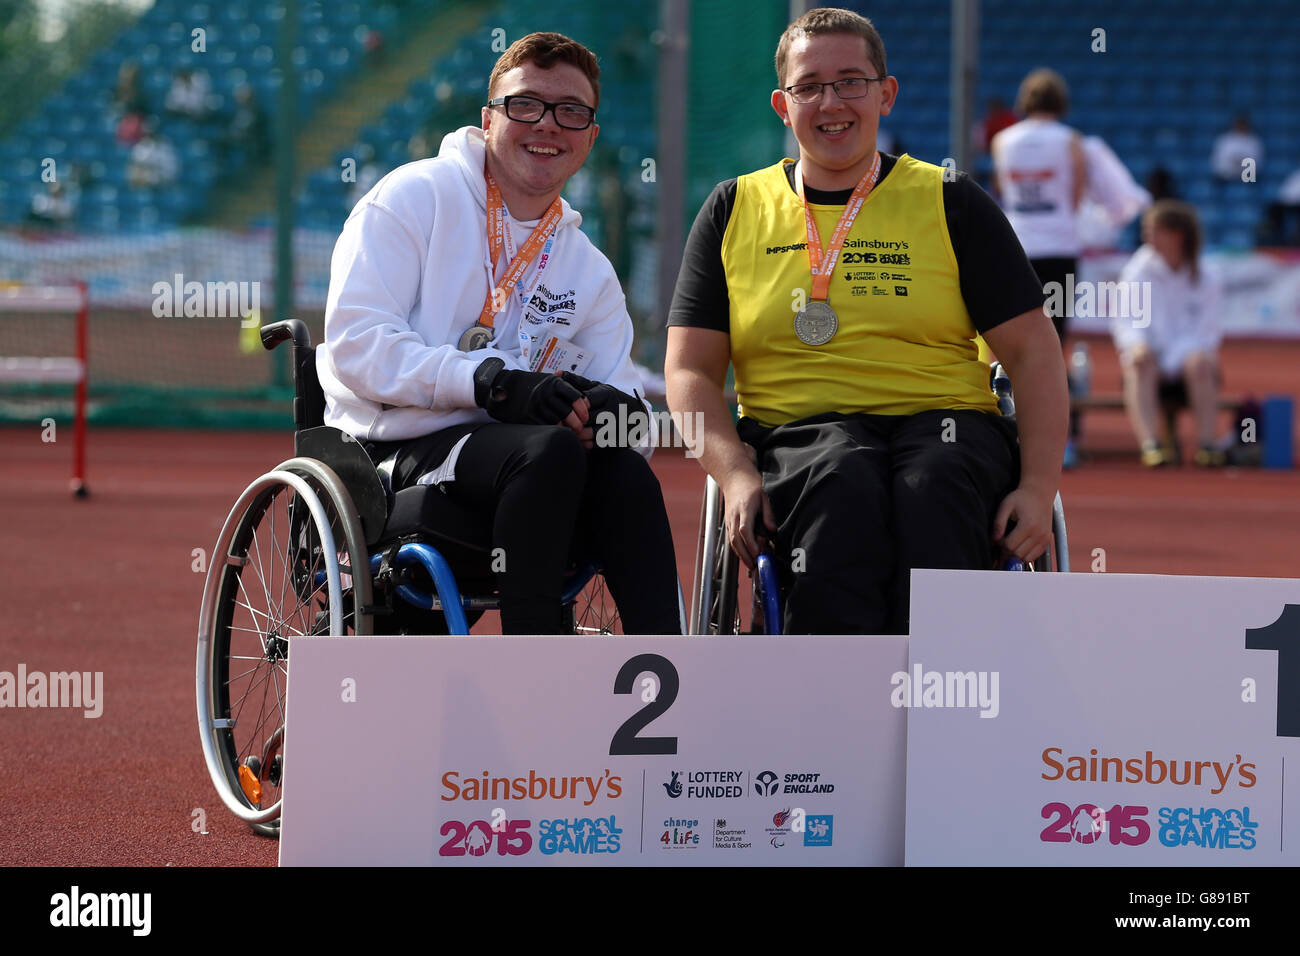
[609,654,679,755]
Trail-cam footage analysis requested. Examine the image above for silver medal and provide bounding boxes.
[794,300,838,346]
[458,324,493,351]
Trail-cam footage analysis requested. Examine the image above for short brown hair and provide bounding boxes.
[487,32,601,110]
[1016,68,1069,116]
[775,7,887,87]
[1144,199,1204,282]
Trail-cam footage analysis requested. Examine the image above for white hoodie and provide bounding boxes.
[318,125,653,457]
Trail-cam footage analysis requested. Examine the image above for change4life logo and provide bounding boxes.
[660,817,701,849]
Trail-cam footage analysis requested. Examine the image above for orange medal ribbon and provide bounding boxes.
[476,172,564,331]
[794,152,882,303]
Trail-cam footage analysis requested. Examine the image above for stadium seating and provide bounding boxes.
[0,0,392,230]
[1,0,1292,253]
[853,0,1296,250]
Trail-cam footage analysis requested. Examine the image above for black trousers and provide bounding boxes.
[367,423,680,635]
[738,409,1020,635]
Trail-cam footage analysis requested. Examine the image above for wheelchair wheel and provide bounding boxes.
[196,464,370,837]
[562,571,688,635]
[691,476,741,634]
[564,571,622,634]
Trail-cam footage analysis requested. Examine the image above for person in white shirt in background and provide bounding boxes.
[1211,114,1263,183]
[1111,200,1225,467]
[164,67,212,121]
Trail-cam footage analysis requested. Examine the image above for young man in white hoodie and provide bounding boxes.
[318,32,679,634]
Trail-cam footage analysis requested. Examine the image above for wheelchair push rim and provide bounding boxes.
[196,469,353,827]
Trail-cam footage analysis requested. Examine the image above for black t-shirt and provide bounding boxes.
[667,153,1045,335]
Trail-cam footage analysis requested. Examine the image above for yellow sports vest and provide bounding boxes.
[721,154,997,425]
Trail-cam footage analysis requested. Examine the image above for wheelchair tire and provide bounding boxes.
[196,465,369,838]
[691,476,742,634]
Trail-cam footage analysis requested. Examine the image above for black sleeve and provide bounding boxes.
[666,179,737,333]
[943,172,1045,335]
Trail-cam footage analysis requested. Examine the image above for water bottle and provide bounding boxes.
[1069,341,1091,399]
[991,362,1016,418]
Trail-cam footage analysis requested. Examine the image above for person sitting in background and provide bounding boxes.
[1210,114,1262,183]
[1146,165,1177,202]
[222,84,269,165]
[27,180,77,226]
[114,61,150,146]
[164,67,212,120]
[1111,200,1224,467]
[127,127,179,189]
[1261,163,1300,247]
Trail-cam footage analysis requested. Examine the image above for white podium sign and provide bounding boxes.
[279,635,907,866]
[905,569,1300,865]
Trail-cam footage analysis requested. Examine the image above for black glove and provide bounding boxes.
[559,371,644,424]
[473,358,585,426]
[560,371,650,448]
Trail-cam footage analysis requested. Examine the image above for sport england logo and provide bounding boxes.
[754,770,837,795]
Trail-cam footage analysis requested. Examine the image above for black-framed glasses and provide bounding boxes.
[487,94,595,130]
[783,76,883,104]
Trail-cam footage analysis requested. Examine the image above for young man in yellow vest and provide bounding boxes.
[665,7,1068,634]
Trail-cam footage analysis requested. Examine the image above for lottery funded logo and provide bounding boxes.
[663,771,683,798]
[713,818,751,850]
[660,817,701,849]
[803,814,833,847]
[765,807,793,848]
[665,769,746,799]
[538,815,622,856]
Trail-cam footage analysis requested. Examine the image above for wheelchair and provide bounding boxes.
[689,363,1071,635]
[197,319,686,836]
